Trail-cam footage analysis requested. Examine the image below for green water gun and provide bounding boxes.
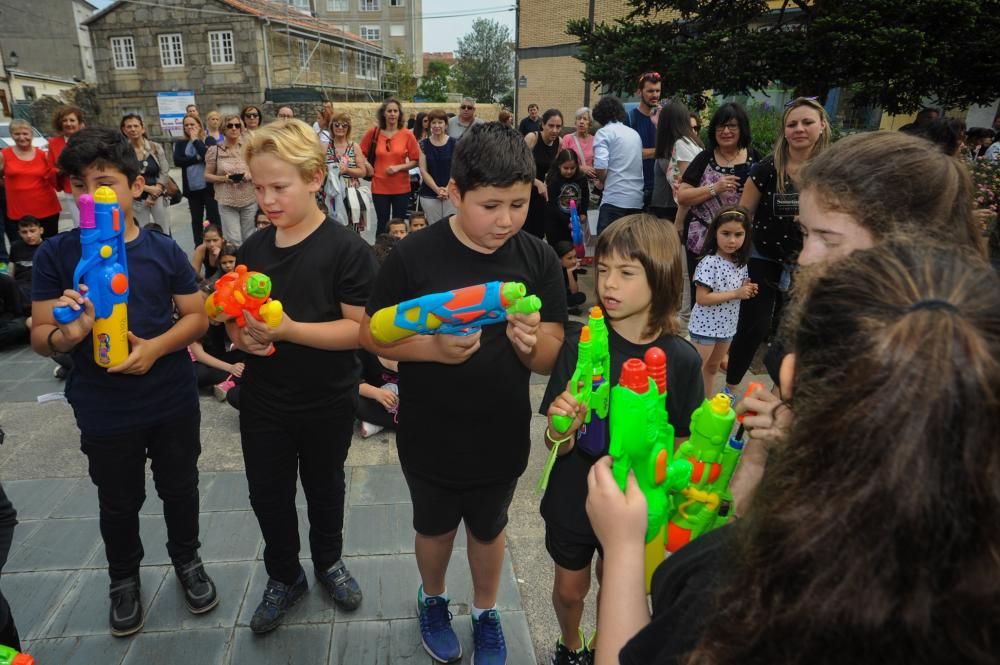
[0,644,33,665]
[666,393,740,553]
[608,347,692,590]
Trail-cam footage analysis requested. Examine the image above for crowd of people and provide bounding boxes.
[0,77,995,665]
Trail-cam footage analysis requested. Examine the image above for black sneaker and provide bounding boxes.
[173,556,219,614]
[109,575,143,637]
[314,559,362,611]
[551,631,593,665]
[249,571,307,634]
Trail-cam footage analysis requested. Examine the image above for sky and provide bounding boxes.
[90,0,516,53]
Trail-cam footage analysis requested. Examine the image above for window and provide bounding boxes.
[288,0,310,8]
[299,39,310,69]
[158,33,184,68]
[356,52,377,80]
[209,31,235,65]
[359,0,380,11]
[389,24,405,37]
[327,0,348,9]
[390,0,404,6]
[110,36,136,70]
[22,86,36,102]
[340,50,348,73]
[360,26,381,41]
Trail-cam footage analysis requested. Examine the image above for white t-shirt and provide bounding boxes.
[670,137,702,205]
[689,254,748,339]
[593,121,644,209]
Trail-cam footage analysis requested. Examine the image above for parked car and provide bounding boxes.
[0,122,48,152]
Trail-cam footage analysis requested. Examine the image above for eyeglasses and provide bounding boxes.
[332,122,349,128]
[277,114,293,119]
[638,71,662,84]
[225,123,242,129]
[715,123,740,133]
[244,112,259,118]
[785,96,819,108]
[460,105,474,110]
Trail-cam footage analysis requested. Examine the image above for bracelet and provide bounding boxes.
[47,327,64,355]
[545,427,574,447]
[708,183,717,196]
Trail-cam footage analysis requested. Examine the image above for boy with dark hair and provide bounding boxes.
[387,218,408,240]
[361,122,567,665]
[29,127,217,637]
[9,217,42,302]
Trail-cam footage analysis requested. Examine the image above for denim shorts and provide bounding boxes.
[689,331,733,345]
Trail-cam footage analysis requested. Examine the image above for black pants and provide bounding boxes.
[240,400,354,585]
[357,396,397,430]
[186,188,221,245]
[81,411,203,580]
[372,193,410,236]
[0,597,19,653]
[194,362,230,390]
[725,257,783,386]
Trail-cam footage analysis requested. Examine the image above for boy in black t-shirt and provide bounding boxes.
[9,216,43,302]
[30,127,216,637]
[361,123,567,665]
[227,120,377,635]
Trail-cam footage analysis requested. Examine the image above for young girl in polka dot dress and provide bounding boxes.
[689,206,757,396]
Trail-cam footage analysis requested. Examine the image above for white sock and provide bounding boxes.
[420,585,447,604]
[471,604,495,619]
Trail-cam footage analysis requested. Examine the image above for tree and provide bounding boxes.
[417,60,451,103]
[568,0,1000,114]
[452,19,514,104]
[384,49,418,100]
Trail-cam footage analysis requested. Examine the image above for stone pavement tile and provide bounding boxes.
[143,561,253,632]
[5,516,102,572]
[88,514,172,569]
[5,477,77,520]
[200,471,251,512]
[2,570,76,639]
[349,466,410,506]
[0,361,48,381]
[342,554,421,621]
[49,477,99,518]
[231,623,331,665]
[198,510,263,563]
[9,520,40,554]
[14,378,67,401]
[236,559,339,627]
[329,619,391,665]
[342,503,414,556]
[120,627,230,665]
[42,566,167,638]
[21,634,132,665]
[0,345,38,362]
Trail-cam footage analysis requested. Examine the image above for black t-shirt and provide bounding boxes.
[9,240,39,289]
[366,219,568,487]
[748,156,801,263]
[539,322,704,537]
[619,525,732,665]
[33,227,200,437]
[518,117,541,136]
[237,218,377,416]
[359,348,399,388]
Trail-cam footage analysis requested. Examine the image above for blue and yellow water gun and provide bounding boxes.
[369,281,542,345]
[569,199,585,259]
[53,187,130,368]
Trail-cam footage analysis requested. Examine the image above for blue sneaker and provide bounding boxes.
[249,571,307,634]
[472,608,507,665]
[721,385,736,407]
[417,591,461,663]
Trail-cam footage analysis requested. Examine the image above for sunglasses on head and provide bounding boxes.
[785,96,819,108]
[460,105,474,110]
[639,71,662,84]
[226,123,242,129]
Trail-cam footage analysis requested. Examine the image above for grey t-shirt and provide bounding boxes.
[447,116,483,140]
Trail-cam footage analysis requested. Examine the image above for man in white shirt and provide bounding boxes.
[447,97,483,140]
[592,96,645,233]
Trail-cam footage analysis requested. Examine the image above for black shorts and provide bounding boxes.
[544,521,603,571]
[402,469,517,542]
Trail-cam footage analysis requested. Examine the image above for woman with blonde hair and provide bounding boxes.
[205,111,223,143]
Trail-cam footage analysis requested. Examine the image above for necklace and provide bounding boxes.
[715,148,743,167]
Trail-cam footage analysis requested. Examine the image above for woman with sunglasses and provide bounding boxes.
[241,105,263,133]
[360,98,419,235]
[205,115,256,242]
[677,102,762,306]
[724,97,831,393]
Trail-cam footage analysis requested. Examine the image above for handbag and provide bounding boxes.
[165,175,183,205]
[363,128,379,182]
[330,144,376,245]
[687,215,710,254]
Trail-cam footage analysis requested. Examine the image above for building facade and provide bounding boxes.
[85,0,389,138]
[312,0,424,77]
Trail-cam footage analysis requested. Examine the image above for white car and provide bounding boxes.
[0,122,49,152]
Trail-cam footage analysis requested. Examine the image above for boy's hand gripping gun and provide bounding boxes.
[52,187,130,368]
[0,644,34,664]
[665,392,741,553]
[569,199,585,259]
[205,265,284,354]
[369,281,542,345]
[609,348,693,591]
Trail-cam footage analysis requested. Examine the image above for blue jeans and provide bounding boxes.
[597,203,642,234]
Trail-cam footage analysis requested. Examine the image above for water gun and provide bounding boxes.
[665,393,740,553]
[0,644,34,665]
[569,199,585,259]
[608,348,692,590]
[205,264,283,329]
[369,281,542,345]
[52,187,130,369]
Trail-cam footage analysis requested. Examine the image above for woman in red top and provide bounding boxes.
[46,105,85,228]
[360,98,419,235]
[0,119,60,248]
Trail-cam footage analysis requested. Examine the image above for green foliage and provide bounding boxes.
[384,50,418,101]
[452,19,514,103]
[30,83,101,132]
[568,0,1000,115]
[417,60,451,103]
[745,101,782,157]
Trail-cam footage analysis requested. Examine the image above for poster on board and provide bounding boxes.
[157,91,196,138]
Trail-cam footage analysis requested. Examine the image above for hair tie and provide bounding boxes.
[907,299,958,313]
